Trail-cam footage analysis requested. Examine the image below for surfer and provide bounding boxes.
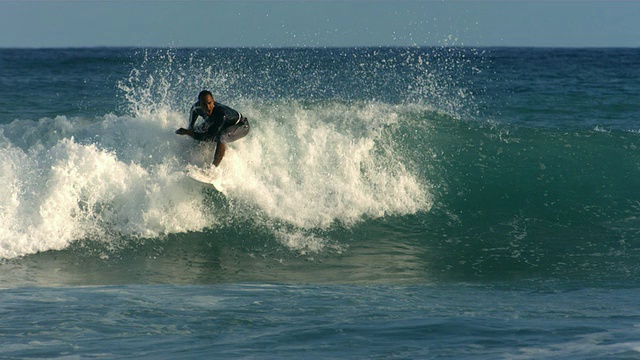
[175,90,250,166]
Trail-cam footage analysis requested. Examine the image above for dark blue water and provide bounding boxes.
[1,47,639,358]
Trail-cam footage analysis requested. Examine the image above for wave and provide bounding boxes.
[3,47,475,260]
[0,99,434,259]
[2,101,638,284]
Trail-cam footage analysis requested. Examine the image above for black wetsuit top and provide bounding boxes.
[188,101,241,142]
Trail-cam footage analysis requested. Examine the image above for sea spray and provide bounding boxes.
[112,48,447,253]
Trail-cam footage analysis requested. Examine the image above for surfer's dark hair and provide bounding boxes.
[198,90,213,101]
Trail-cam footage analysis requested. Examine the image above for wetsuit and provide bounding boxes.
[188,101,250,143]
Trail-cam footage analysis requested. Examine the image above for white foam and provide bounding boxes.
[0,98,434,259]
[222,101,432,230]
[0,98,433,259]
[0,113,215,259]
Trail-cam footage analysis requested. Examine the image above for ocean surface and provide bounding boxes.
[1,47,639,358]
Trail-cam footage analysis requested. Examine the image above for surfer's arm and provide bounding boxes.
[189,130,211,142]
[187,105,200,130]
[175,128,193,136]
[175,112,220,141]
[175,128,212,142]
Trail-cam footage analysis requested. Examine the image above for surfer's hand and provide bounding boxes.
[175,128,189,135]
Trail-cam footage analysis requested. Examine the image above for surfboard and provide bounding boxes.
[185,164,226,193]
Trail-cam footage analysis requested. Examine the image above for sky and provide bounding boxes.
[0,1,639,48]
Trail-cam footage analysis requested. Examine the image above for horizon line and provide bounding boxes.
[2,45,639,50]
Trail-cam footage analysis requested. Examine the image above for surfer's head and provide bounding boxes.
[198,90,215,116]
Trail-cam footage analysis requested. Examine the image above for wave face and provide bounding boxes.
[1,48,639,286]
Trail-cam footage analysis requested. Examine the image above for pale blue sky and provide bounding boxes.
[1,1,638,48]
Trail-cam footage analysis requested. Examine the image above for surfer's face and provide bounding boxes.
[199,94,215,116]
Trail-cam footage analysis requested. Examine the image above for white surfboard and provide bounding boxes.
[185,164,226,194]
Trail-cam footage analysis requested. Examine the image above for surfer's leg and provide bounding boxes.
[211,119,248,166]
[213,142,226,167]
[218,119,250,144]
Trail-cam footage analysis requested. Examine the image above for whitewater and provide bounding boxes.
[1,49,437,259]
[1,101,436,257]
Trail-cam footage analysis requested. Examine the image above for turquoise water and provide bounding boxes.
[1,47,639,358]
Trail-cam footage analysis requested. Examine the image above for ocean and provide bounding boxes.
[1,47,639,358]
